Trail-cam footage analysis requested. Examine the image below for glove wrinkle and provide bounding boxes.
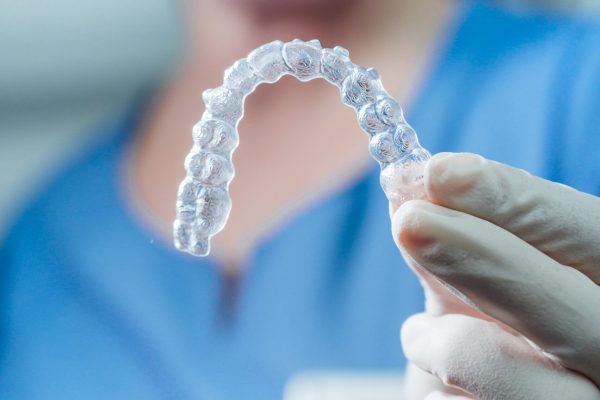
[394,199,600,387]
[424,152,600,284]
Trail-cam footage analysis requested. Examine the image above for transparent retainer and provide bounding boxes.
[174,39,431,256]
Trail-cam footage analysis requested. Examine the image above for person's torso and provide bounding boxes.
[1,2,599,399]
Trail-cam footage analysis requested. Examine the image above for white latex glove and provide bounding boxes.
[390,153,600,400]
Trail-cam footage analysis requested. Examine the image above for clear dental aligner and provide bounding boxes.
[174,39,431,256]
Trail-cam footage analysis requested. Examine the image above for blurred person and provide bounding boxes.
[1,0,599,399]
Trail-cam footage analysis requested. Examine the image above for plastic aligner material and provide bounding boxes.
[174,39,431,256]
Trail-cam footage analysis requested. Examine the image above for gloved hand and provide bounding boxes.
[390,153,600,400]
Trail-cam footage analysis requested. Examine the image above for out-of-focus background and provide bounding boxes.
[0,0,598,239]
[0,0,185,238]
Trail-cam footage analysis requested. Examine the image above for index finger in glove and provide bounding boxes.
[424,152,600,283]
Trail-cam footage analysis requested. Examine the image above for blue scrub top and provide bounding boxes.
[1,2,600,399]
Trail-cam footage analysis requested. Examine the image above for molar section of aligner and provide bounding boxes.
[188,233,210,257]
[176,178,201,223]
[369,131,403,164]
[192,115,239,154]
[202,86,243,126]
[376,116,430,208]
[185,112,238,256]
[174,220,193,252]
[174,177,202,252]
[321,46,351,85]
[358,102,386,136]
[392,123,418,153]
[193,186,232,254]
[185,146,234,186]
[375,96,403,126]
[175,181,232,256]
[358,95,404,137]
[247,40,290,83]
[341,67,383,110]
[282,39,322,81]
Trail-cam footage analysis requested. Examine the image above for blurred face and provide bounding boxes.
[228,0,359,17]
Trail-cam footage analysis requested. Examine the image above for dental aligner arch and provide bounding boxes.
[174,39,431,256]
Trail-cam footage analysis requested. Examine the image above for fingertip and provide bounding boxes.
[391,200,438,250]
[401,313,432,345]
[428,152,455,164]
[425,152,487,205]
[401,313,433,362]
[392,200,460,254]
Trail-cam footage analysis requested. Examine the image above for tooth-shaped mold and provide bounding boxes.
[175,39,431,256]
[202,87,243,125]
[223,59,260,96]
[393,123,418,153]
[185,149,233,186]
[192,117,238,153]
[321,46,351,85]
[375,96,403,126]
[196,187,231,233]
[358,102,387,136]
[173,220,192,251]
[369,131,403,164]
[282,38,322,81]
[341,67,382,109]
[247,40,289,83]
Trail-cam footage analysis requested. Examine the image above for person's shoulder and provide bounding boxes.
[457,1,600,62]
[426,3,600,190]
[457,1,600,119]
[474,3,600,192]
